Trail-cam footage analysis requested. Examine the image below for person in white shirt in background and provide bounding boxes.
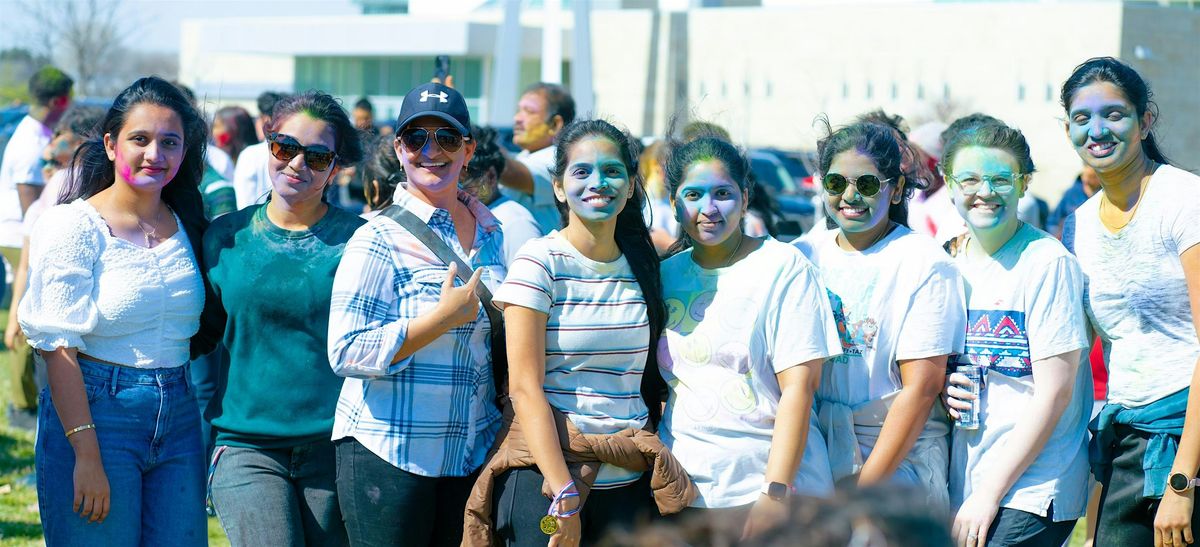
[794,119,966,511]
[941,122,1091,547]
[656,133,841,538]
[459,125,542,266]
[0,65,73,428]
[233,91,289,209]
[5,106,104,412]
[498,83,575,234]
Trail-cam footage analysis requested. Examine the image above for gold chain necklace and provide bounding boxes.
[1099,178,1149,232]
[133,207,165,248]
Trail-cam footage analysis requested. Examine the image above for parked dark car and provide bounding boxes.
[749,149,817,239]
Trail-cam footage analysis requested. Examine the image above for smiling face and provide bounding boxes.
[824,149,899,235]
[674,159,746,247]
[395,117,475,197]
[269,112,339,203]
[104,103,185,191]
[1066,81,1153,173]
[553,136,633,225]
[947,146,1025,234]
[512,91,558,152]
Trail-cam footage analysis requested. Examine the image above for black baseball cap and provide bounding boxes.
[395,83,471,137]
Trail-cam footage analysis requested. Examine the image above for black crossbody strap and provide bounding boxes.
[378,204,502,327]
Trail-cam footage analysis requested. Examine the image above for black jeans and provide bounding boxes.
[493,466,653,546]
[1095,425,1200,546]
[986,504,1076,546]
[335,438,477,547]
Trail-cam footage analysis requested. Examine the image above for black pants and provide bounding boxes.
[335,438,477,547]
[493,467,653,546]
[1095,425,1200,546]
[985,504,1076,546]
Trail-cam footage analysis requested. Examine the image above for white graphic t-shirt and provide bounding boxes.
[949,224,1092,521]
[795,226,966,407]
[796,225,965,497]
[1066,164,1200,407]
[659,238,842,507]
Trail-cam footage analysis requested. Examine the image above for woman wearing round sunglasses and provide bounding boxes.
[1059,58,1200,547]
[939,123,1092,547]
[794,120,965,510]
[328,83,505,547]
[203,91,365,546]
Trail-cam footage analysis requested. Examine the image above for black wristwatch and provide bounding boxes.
[1168,472,1200,494]
[761,481,790,501]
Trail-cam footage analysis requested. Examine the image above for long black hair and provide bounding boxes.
[551,119,668,427]
[1060,56,1170,166]
[662,135,754,257]
[62,76,217,357]
[816,120,922,229]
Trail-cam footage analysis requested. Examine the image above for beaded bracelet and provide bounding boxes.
[65,423,96,438]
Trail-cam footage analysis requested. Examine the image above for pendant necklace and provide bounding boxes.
[134,207,165,248]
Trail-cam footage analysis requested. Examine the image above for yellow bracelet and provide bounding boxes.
[65,424,96,438]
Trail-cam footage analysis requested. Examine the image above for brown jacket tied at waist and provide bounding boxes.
[462,402,698,546]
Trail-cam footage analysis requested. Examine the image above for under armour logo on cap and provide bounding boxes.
[397,83,471,137]
[420,90,449,103]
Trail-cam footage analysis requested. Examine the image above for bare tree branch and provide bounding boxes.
[15,0,126,95]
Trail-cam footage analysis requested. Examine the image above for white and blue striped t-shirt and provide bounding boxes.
[493,232,650,488]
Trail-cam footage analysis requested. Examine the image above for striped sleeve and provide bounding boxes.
[493,240,553,314]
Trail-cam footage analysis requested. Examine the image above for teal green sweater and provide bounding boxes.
[202,204,365,448]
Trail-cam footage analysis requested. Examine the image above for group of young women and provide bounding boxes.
[13,56,1199,547]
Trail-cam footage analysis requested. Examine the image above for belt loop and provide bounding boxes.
[109,363,120,395]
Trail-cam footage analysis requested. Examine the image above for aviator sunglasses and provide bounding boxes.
[398,127,469,153]
[822,173,893,198]
[267,133,337,172]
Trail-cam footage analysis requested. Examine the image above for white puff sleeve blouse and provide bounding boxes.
[18,199,204,368]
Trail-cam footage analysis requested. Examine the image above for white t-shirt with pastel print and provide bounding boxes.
[1066,164,1200,407]
[493,233,650,488]
[949,224,1092,521]
[658,238,842,507]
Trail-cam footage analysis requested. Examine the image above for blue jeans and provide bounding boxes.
[36,359,207,546]
[211,441,348,546]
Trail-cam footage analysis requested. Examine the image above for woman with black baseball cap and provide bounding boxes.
[327,82,506,546]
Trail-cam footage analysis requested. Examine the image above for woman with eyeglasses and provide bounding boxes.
[203,91,365,546]
[793,120,965,510]
[1058,57,1200,547]
[938,123,1092,547]
[327,83,505,547]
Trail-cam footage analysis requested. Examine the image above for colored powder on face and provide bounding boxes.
[116,147,133,182]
